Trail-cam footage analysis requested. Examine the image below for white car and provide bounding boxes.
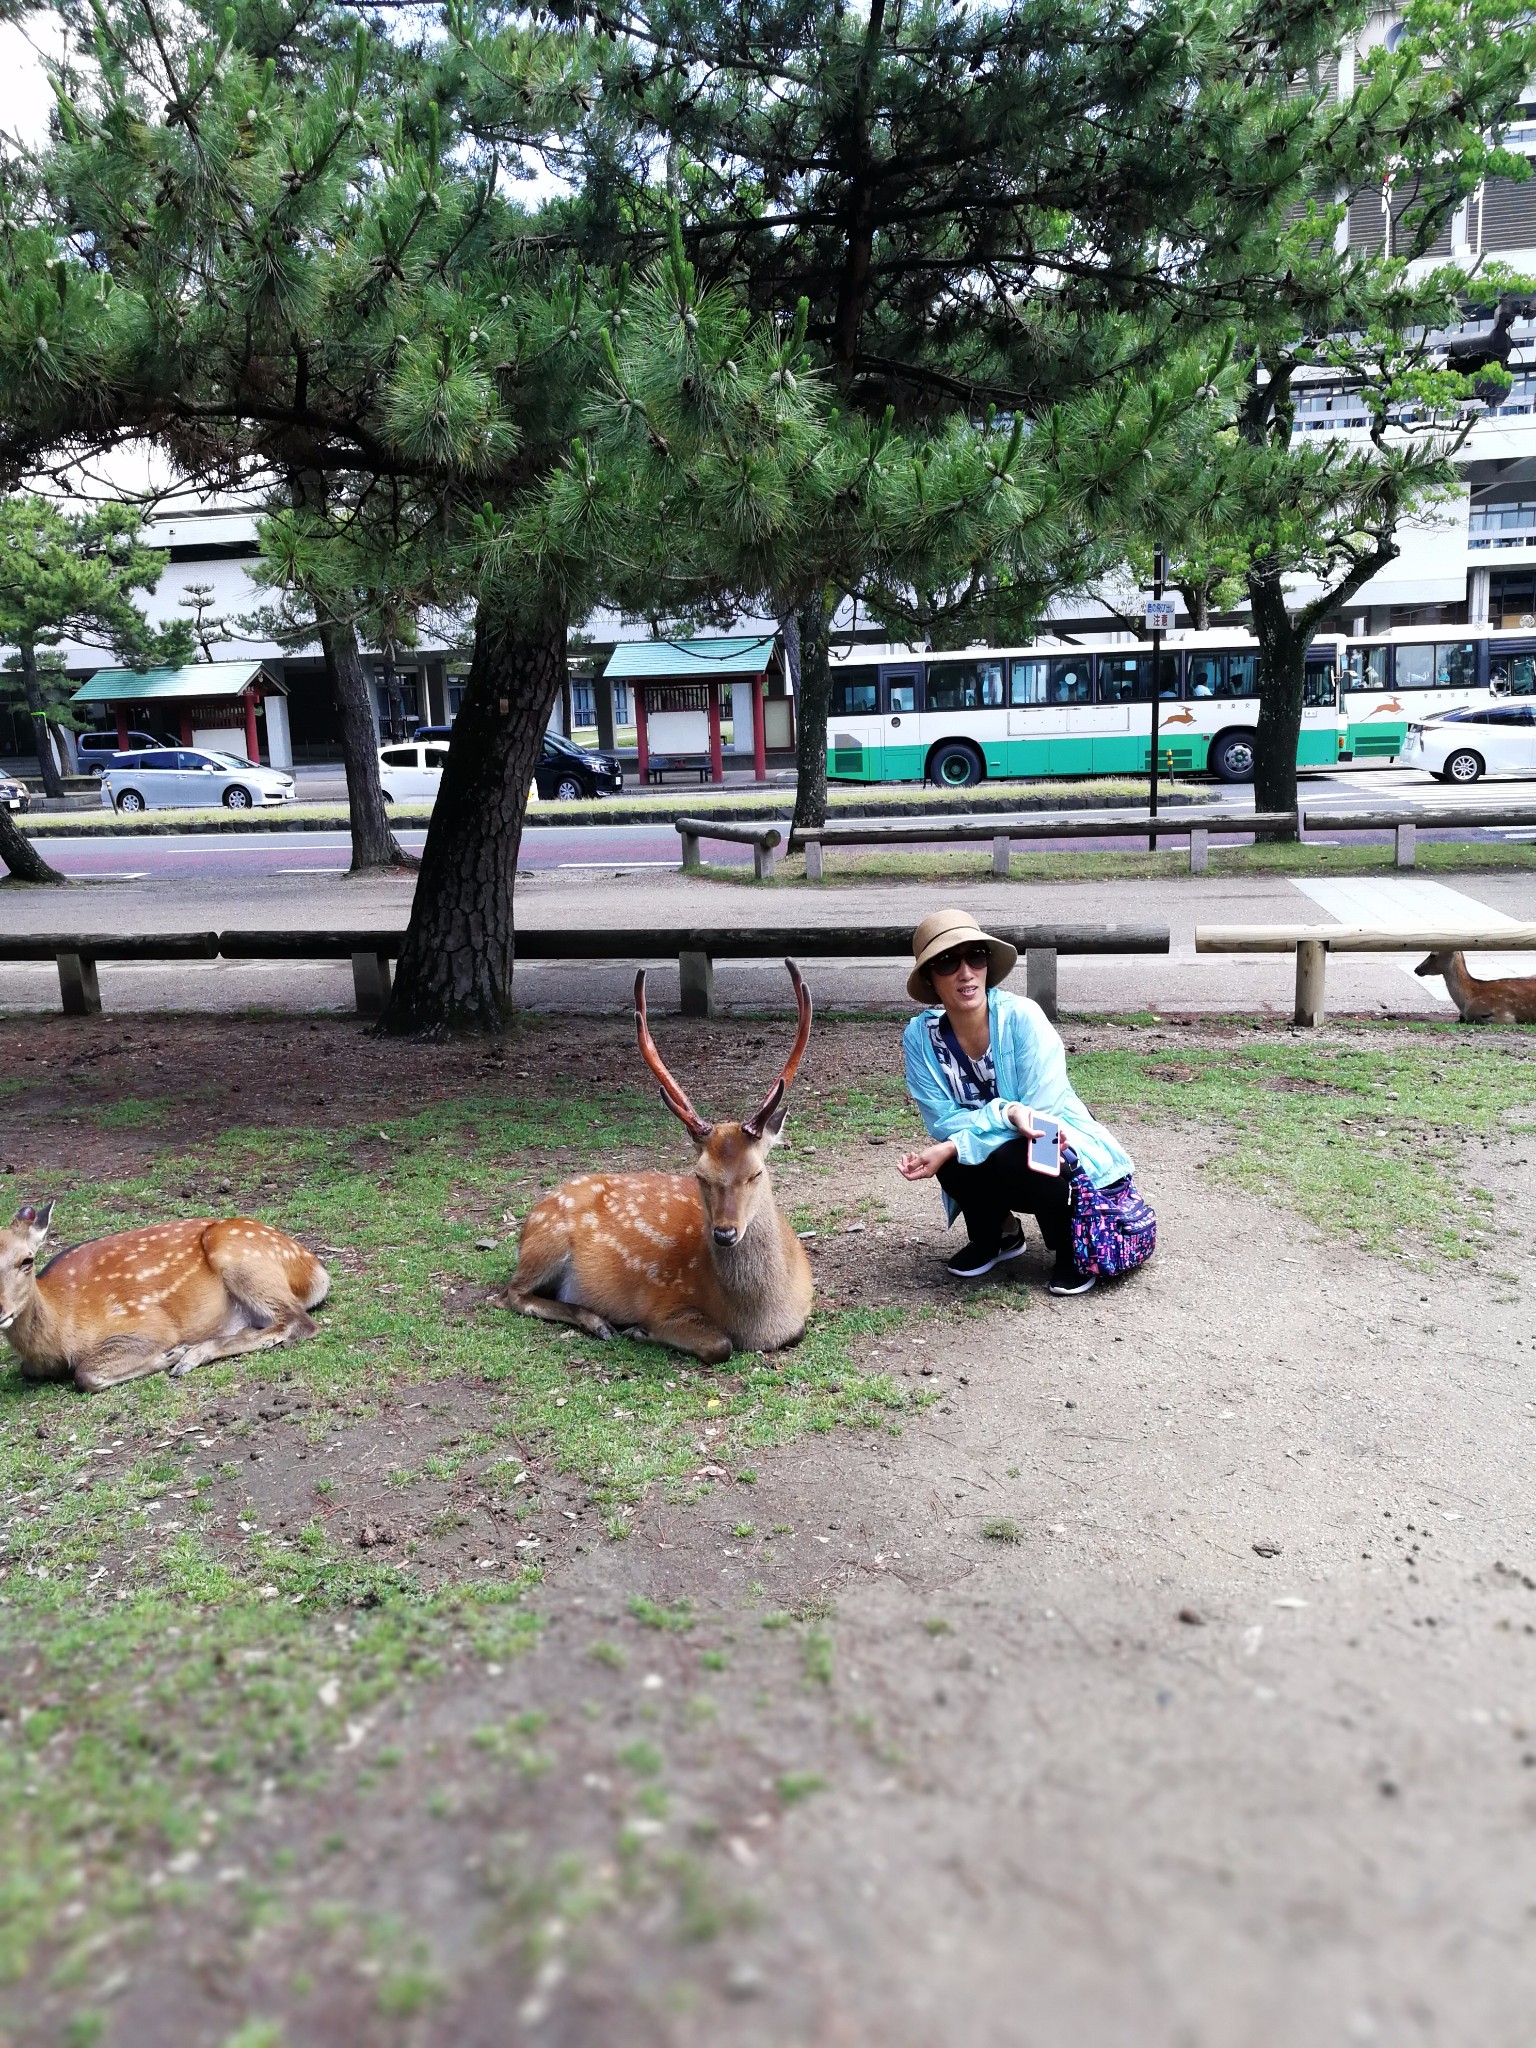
[377,741,448,804]
[1400,704,1536,784]
[99,747,296,811]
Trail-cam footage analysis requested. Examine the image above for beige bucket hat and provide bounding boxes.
[907,908,1018,1003]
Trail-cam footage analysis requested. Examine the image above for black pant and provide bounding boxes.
[936,1137,1074,1258]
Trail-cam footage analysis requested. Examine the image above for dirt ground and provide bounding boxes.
[5,1012,1536,2047]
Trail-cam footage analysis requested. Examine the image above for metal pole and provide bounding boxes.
[1148,548,1165,850]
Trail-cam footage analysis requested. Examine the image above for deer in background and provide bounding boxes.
[1415,952,1536,1025]
[508,959,815,1363]
[0,1204,330,1392]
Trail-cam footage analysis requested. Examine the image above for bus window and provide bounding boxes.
[1011,660,1048,705]
[976,658,1005,707]
[1343,645,1388,691]
[1303,663,1336,708]
[831,666,878,716]
[1491,651,1536,696]
[1435,641,1476,689]
[1222,653,1258,698]
[926,662,982,710]
[1049,658,1092,704]
[1187,654,1222,698]
[885,673,919,713]
[1098,653,1179,703]
[1395,644,1433,690]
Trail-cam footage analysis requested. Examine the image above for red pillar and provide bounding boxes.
[115,707,129,750]
[752,672,767,782]
[179,710,193,745]
[243,688,261,764]
[707,682,723,783]
[635,685,650,783]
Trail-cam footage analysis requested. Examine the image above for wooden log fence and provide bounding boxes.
[2,922,1169,1022]
[1194,923,1536,1026]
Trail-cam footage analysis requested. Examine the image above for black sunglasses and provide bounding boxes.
[928,943,992,977]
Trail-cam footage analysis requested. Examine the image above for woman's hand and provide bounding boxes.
[1005,1101,1040,1138]
[897,1139,957,1181]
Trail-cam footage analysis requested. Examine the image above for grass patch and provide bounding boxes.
[1076,1029,1536,1261]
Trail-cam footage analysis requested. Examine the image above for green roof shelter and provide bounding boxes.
[603,636,787,783]
[70,662,289,767]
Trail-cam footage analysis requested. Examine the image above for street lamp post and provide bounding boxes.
[1145,549,1172,851]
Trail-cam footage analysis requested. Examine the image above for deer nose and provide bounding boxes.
[712,1226,738,1247]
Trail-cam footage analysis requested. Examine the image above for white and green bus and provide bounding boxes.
[825,625,1531,786]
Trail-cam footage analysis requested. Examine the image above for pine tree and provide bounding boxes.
[0,497,188,802]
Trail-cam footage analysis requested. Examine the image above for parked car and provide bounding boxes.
[1400,704,1536,784]
[535,733,623,801]
[99,748,296,811]
[77,729,174,772]
[0,774,30,813]
[377,741,450,804]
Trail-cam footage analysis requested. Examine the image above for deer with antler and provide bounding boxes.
[1416,952,1536,1025]
[0,1203,330,1393]
[507,960,815,1363]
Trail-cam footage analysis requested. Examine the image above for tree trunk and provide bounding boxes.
[19,640,63,800]
[45,721,76,776]
[319,617,415,874]
[1248,570,1306,836]
[378,602,565,1036]
[791,590,832,834]
[0,803,65,883]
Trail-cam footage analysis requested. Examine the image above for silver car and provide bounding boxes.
[99,748,296,812]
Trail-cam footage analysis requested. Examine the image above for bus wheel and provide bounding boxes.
[1208,730,1256,783]
[929,742,984,789]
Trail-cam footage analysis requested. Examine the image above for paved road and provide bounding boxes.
[27,769,1536,881]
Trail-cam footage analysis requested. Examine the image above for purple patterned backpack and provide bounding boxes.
[1068,1168,1156,1280]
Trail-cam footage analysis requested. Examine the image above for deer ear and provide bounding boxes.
[761,1098,790,1143]
[14,1201,52,1246]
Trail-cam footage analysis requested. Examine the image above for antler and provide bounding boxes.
[634,970,713,1142]
[742,959,813,1139]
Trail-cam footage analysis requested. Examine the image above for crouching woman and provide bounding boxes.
[897,910,1153,1296]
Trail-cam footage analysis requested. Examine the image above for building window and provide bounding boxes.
[1491,571,1536,628]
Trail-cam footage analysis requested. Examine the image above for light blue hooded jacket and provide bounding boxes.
[903,987,1134,1226]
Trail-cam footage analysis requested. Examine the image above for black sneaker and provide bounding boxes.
[1047,1259,1096,1296]
[946,1228,1026,1280]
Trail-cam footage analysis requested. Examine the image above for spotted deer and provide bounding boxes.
[1415,951,1536,1025]
[507,960,815,1363]
[0,1203,330,1393]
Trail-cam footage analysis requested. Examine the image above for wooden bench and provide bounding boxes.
[644,754,713,785]
[2,921,1169,1023]
[1194,922,1536,1025]
[790,809,1295,878]
[674,816,784,880]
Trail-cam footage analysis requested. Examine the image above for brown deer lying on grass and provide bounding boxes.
[507,960,815,1363]
[0,1203,330,1392]
[1415,951,1536,1025]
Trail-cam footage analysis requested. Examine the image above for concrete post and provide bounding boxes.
[1294,939,1326,1027]
[992,834,1011,878]
[680,830,701,872]
[752,838,776,881]
[1025,947,1058,1020]
[804,838,824,881]
[1395,821,1416,869]
[1189,826,1209,875]
[56,952,101,1016]
[351,950,394,1017]
[679,950,715,1018]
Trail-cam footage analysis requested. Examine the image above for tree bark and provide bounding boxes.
[377,602,565,1036]
[0,803,65,883]
[1248,569,1306,835]
[319,617,415,874]
[791,590,832,834]
[18,639,64,800]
